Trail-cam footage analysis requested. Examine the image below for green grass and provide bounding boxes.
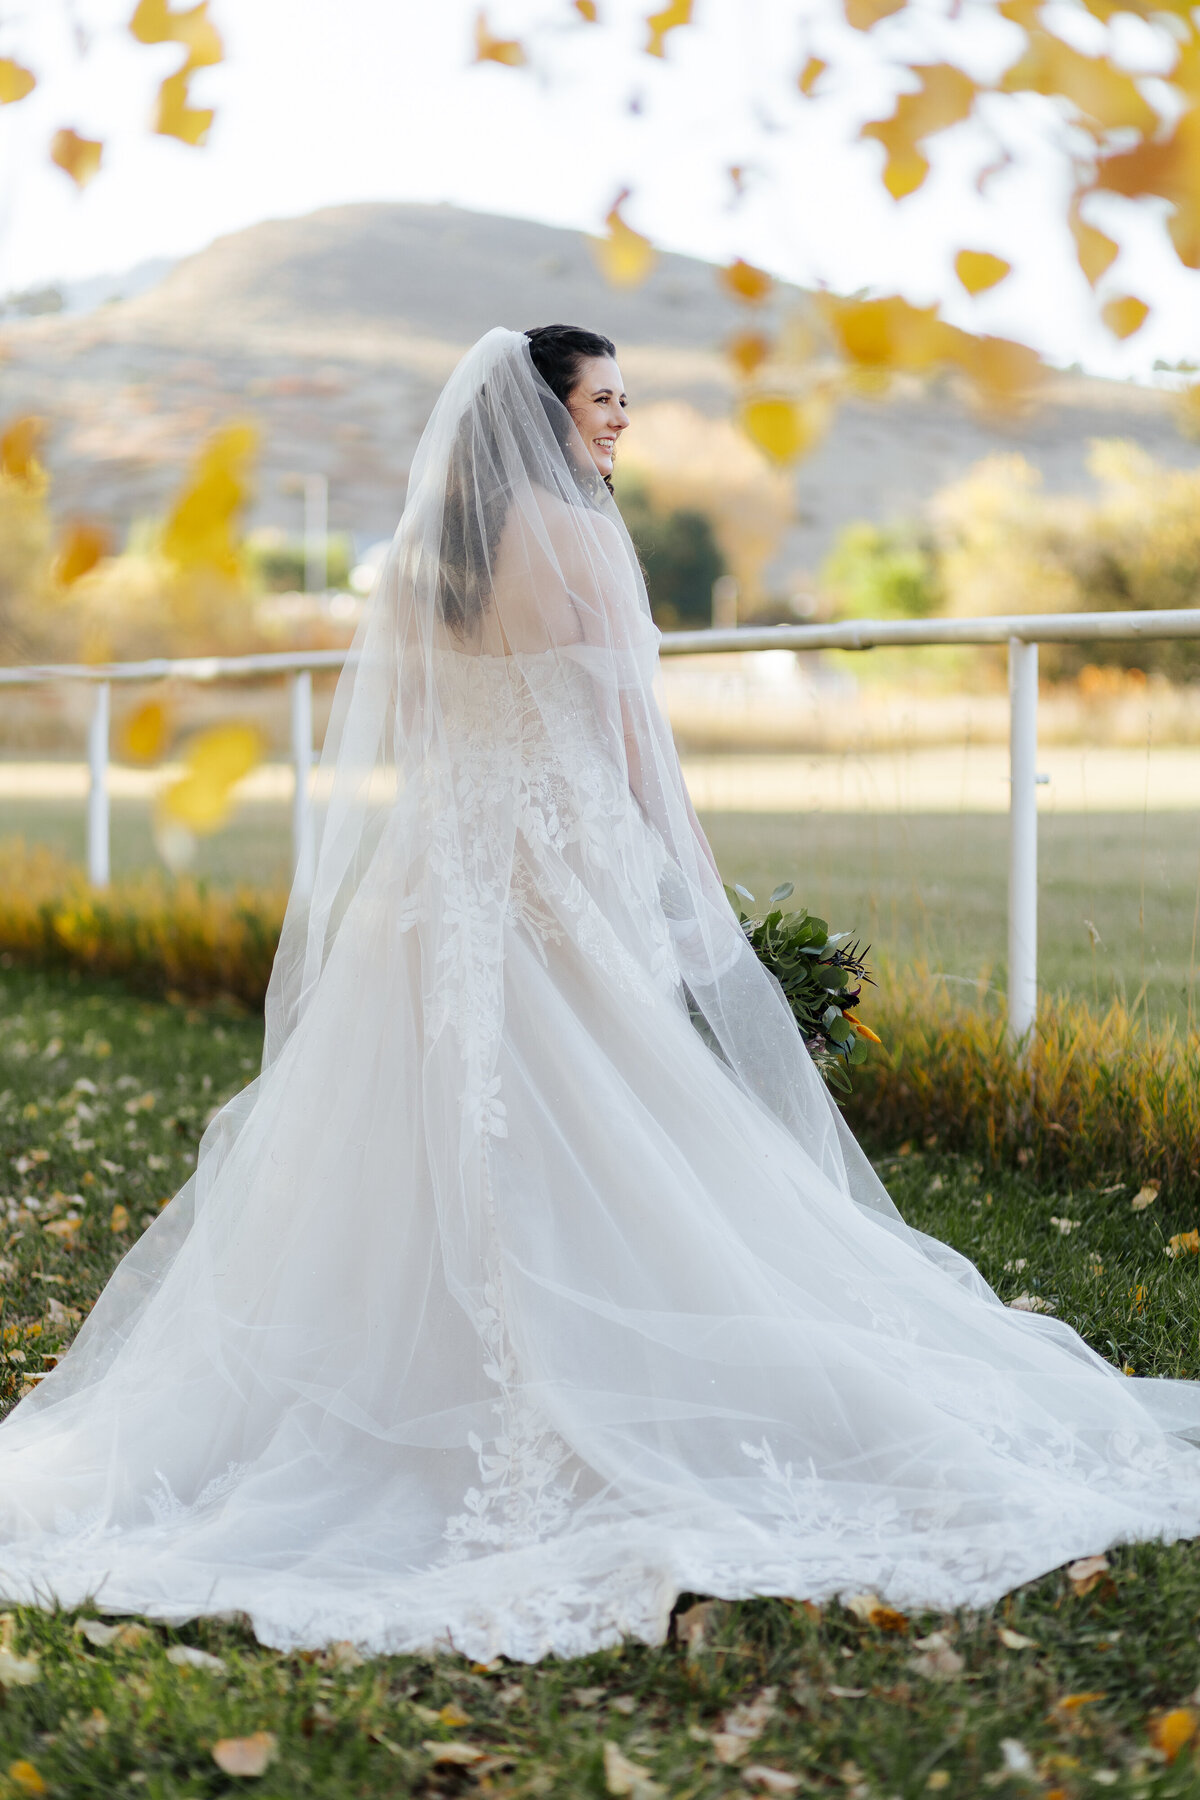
[5,970,1200,1794]
[5,796,1200,1023]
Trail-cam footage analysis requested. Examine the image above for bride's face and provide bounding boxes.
[566,355,629,480]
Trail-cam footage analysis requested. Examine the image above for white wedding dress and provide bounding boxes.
[3,330,1200,1662]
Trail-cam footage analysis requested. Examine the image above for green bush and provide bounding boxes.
[820,520,943,621]
[618,478,726,629]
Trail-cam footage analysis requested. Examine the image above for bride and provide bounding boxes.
[2,323,1200,1662]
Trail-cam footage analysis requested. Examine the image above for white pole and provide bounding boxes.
[1007,638,1038,1048]
[86,681,110,888]
[303,474,328,595]
[290,669,315,897]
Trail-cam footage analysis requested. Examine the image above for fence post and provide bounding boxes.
[86,680,110,888]
[1007,638,1038,1048]
[290,669,315,897]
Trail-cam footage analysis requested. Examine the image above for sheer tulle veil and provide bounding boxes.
[7,326,1200,1662]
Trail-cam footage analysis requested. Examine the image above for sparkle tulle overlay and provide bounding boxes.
[3,333,1200,1661]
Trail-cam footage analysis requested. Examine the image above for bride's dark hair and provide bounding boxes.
[440,325,617,635]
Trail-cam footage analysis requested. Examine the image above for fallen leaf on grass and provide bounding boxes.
[572,1686,608,1707]
[674,1597,718,1655]
[1065,1554,1109,1596]
[422,1740,486,1766]
[826,1684,868,1698]
[212,1731,277,1776]
[743,1769,801,1793]
[1167,1231,1200,1258]
[713,1733,751,1764]
[166,1644,226,1672]
[1050,1691,1106,1718]
[0,1648,40,1687]
[845,1591,909,1632]
[1148,1707,1198,1763]
[604,1740,663,1797]
[7,1763,46,1798]
[1009,1293,1056,1313]
[908,1631,964,1680]
[1130,1182,1159,1211]
[999,1739,1035,1776]
[996,1625,1038,1650]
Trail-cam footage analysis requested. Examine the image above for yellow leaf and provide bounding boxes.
[161,422,257,576]
[861,64,976,200]
[1001,31,1157,137]
[1130,1181,1159,1211]
[211,1732,277,1777]
[109,1204,130,1233]
[603,1740,663,1796]
[53,520,111,586]
[130,0,223,67]
[161,723,264,834]
[120,700,171,764]
[474,10,526,66]
[0,59,36,104]
[7,1763,46,1798]
[591,192,656,288]
[575,0,599,16]
[726,332,771,378]
[1167,1228,1200,1257]
[997,1625,1038,1649]
[1149,1707,1198,1764]
[1069,202,1119,288]
[1052,1691,1106,1714]
[1065,1554,1110,1595]
[1,416,44,483]
[947,332,1044,412]
[720,258,773,304]
[155,69,213,145]
[423,1740,487,1766]
[797,56,826,95]
[819,293,949,375]
[1101,294,1149,338]
[739,393,831,465]
[844,0,905,29]
[43,1218,82,1242]
[0,1650,41,1688]
[438,1702,470,1727]
[645,0,692,58]
[50,128,103,188]
[954,250,1011,295]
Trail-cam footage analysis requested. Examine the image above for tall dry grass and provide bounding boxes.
[1,843,1197,1203]
[850,965,1200,1205]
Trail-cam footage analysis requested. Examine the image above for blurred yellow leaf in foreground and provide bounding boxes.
[0,59,36,104]
[120,701,172,764]
[645,1,692,58]
[726,332,771,379]
[211,1733,277,1778]
[739,393,831,465]
[6,1762,46,1797]
[797,56,826,96]
[720,258,773,304]
[53,521,111,586]
[954,250,1011,294]
[0,417,45,483]
[1101,294,1149,338]
[155,69,213,144]
[130,0,223,144]
[474,10,526,66]
[819,294,947,375]
[50,129,103,188]
[1148,1708,1198,1765]
[574,0,599,18]
[844,0,905,29]
[592,192,656,287]
[162,423,257,577]
[160,724,265,833]
[1068,201,1120,287]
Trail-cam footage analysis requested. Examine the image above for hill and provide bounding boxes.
[3,200,1196,583]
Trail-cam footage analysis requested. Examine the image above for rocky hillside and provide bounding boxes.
[3,201,1196,581]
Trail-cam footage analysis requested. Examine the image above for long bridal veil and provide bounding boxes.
[3,327,1200,1661]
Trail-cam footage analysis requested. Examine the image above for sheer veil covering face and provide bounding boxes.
[2,327,1200,1662]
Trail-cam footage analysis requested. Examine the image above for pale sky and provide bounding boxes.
[1,0,1197,381]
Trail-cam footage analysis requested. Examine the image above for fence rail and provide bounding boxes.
[5,606,1200,1043]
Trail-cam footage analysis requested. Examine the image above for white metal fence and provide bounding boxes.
[4,607,1200,1042]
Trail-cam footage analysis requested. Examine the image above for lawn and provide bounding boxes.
[3,968,1200,1796]
[5,795,1199,1025]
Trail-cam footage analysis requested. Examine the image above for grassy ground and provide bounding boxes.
[3,969,1200,1794]
[5,797,1200,1025]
